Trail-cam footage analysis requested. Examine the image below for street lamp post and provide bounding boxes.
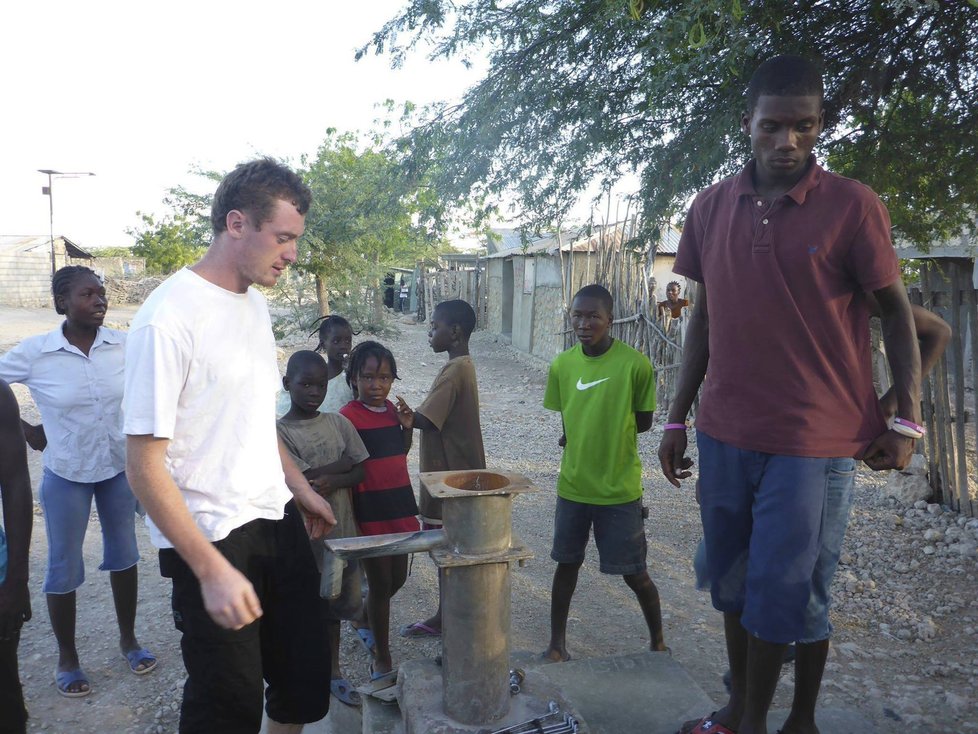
[38,169,96,276]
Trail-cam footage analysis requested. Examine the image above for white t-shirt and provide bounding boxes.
[123,268,291,548]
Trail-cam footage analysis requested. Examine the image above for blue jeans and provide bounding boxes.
[697,430,852,643]
[692,456,856,641]
[551,497,647,574]
[39,469,139,594]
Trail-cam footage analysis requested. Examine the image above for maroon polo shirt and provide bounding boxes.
[674,156,899,458]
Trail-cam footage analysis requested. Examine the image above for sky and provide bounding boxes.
[0,1,483,248]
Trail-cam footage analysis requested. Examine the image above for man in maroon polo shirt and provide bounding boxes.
[658,56,921,734]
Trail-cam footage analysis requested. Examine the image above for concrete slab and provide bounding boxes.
[260,697,363,734]
[767,707,875,734]
[362,694,402,734]
[397,658,583,734]
[530,651,714,734]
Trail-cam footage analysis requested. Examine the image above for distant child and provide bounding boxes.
[312,314,356,413]
[340,342,420,681]
[276,350,370,707]
[396,299,485,638]
[542,283,665,662]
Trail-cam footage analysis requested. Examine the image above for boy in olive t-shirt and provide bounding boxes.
[396,299,485,638]
[541,284,666,662]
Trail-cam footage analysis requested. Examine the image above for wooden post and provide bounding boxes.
[966,272,978,516]
[949,265,970,513]
[923,265,954,506]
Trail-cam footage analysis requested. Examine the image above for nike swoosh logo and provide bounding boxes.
[576,377,610,391]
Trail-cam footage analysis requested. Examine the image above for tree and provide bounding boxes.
[361,0,978,248]
[299,129,441,316]
[127,171,217,274]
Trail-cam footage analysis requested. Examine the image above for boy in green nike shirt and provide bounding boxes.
[542,284,666,662]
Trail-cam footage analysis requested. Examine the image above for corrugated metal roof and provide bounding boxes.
[0,235,93,259]
[653,225,682,256]
[894,225,977,260]
[486,222,682,259]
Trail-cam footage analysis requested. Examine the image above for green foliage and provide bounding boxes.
[127,169,218,274]
[362,0,978,248]
[87,246,133,258]
[297,126,441,304]
[128,212,208,274]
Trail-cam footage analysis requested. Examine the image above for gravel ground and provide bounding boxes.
[3,305,977,733]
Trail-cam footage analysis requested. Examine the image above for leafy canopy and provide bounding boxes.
[362,0,978,247]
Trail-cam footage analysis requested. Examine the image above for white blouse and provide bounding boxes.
[0,325,126,483]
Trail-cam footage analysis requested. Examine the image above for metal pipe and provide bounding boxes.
[442,493,512,554]
[443,561,511,724]
[324,529,445,560]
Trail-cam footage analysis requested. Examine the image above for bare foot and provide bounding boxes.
[541,646,570,663]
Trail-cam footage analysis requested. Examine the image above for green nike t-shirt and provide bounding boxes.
[543,339,656,504]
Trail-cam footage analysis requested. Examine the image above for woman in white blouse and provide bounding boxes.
[0,266,155,697]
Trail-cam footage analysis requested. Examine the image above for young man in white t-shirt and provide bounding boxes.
[124,159,337,734]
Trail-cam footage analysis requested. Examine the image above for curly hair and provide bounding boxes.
[746,55,824,113]
[432,299,477,338]
[211,158,311,235]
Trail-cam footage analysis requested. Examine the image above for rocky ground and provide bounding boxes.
[2,304,976,733]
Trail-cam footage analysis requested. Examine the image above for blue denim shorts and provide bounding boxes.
[692,456,855,641]
[551,496,647,575]
[39,468,139,594]
[696,430,853,643]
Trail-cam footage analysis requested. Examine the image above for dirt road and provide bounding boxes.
[2,305,976,733]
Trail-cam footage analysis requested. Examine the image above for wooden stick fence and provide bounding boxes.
[561,218,976,515]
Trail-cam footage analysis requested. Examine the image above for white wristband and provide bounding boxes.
[890,422,922,440]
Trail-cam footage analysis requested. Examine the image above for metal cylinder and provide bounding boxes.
[442,561,511,724]
[442,494,512,554]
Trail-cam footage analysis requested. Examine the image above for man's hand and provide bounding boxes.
[658,430,694,488]
[861,430,914,471]
[199,562,262,630]
[22,422,46,452]
[293,484,337,540]
[0,580,31,640]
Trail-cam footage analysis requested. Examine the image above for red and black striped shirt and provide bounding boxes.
[339,400,420,536]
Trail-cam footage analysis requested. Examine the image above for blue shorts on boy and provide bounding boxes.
[697,430,857,643]
[543,340,655,571]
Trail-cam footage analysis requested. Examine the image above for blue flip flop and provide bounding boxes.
[124,647,158,675]
[55,668,91,698]
[369,663,397,684]
[352,624,377,657]
[330,677,362,707]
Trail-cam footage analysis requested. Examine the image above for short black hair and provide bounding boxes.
[345,340,399,395]
[572,284,614,315]
[309,314,359,348]
[52,265,100,315]
[667,281,681,290]
[433,299,477,338]
[285,350,327,380]
[211,158,312,235]
[746,55,824,113]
